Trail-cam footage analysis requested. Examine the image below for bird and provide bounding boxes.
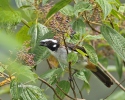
[40,39,113,87]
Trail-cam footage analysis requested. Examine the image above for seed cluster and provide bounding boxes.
[17,41,35,66]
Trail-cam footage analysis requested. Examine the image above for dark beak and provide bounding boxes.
[40,41,47,46]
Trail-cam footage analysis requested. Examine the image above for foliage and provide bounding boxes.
[0,0,125,100]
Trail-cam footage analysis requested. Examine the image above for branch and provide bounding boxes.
[98,62,125,91]
[73,76,84,99]
[38,77,62,100]
[62,35,77,99]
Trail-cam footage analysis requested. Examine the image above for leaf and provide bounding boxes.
[75,70,90,93]
[75,70,89,84]
[41,68,63,85]
[10,79,23,99]
[111,9,125,20]
[46,0,72,19]
[72,19,86,35]
[76,49,87,56]
[0,0,11,10]
[84,34,103,40]
[10,80,47,100]
[119,5,125,14]
[84,43,98,65]
[0,10,22,27]
[60,5,74,16]
[74,1,92,17]
[16,22,32,43]
[7,63,36,83]
[115,55,123,78]
[28,24,38,47]
[96,0,112,19]
[67,52,78,65]
[41,68,63,79]
[15,0,34,8]
[54,80,70,100]
[0,66,5,72]
[101,24,125,61]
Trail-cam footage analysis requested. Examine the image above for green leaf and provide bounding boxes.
[84,34,103,41]
[76,49,87,56]
[16,22,32,43]
[84,43,98,65]
[15,0,34,8]
[111,9,125,20]
[10,80,47,100]
[72,19,85,35]
[101,24,125,61]
[0,66,5,72]
[60,5,74,16]
[10,79,23,100]
[54,80,70,100]
[0,0,11,10]
[74,1,92,17]
[7,63,36,83]
[67,52,78,65]
[41,68,63,79]
[41,68,63,85]
[28,24,38,47]
[119,5,125,14]
[0,10,22,27]
[115,55,123,78]
[96,0,112,19]
[46,0,72,19]
[74,70,89,84]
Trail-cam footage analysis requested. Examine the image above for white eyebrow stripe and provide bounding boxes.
[41,39,58,43]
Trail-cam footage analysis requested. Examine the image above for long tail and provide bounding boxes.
[86,62,113,87]
[91,67,113,87]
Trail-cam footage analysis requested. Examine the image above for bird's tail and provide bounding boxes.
[86,63,113,87]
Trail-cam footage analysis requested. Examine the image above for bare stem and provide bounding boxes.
[98,62,125,91]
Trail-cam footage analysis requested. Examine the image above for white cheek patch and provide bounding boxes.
[53,44,57,47]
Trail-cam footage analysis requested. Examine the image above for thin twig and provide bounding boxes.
[84,12,101,34]
[73,76,84,99]
[98,62,125,91]
[68,62,77,99]
[62,34,77,99]
[56,84,76,100]
[46,59,52,69]
[104,79,125,100]
[38,77,62,100]
[0,72,9,78]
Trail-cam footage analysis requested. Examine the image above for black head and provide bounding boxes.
[40,39,60,51]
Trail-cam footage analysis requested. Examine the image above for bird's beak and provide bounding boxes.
[40,41,44,46]
[40,41,47,47]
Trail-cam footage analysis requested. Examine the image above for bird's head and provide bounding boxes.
[40,39,60,51]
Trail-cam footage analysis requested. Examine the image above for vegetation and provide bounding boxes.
[0,0,125,100]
